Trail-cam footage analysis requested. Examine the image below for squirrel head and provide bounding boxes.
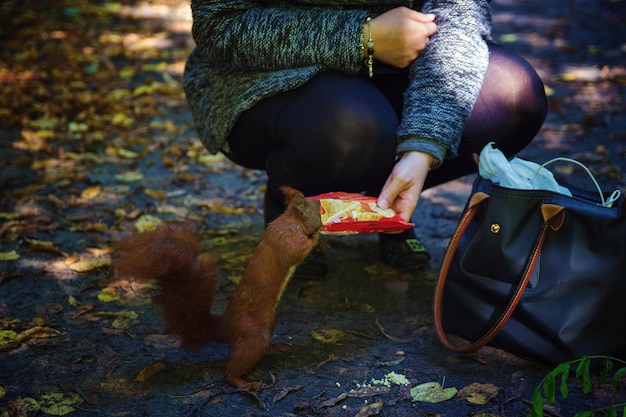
[280,186,322,237]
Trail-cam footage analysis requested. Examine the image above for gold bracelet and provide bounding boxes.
[365,17,374,78]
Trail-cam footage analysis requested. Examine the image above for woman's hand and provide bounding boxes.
[365,7,437,68]
[377,151,434,222]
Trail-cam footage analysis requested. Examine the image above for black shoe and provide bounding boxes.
[379,231,430,270]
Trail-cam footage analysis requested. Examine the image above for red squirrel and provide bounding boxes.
[113,186,321,389]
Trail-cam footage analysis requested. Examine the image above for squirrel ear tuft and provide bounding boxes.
[279,186,303,204]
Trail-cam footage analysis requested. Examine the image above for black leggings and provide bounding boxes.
[226,44,547,213]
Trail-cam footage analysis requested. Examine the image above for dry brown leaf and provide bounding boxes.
[457,382,499,404]
[355,400,384,417]
[135,361,167,382]
[311,329,347,344]
[81,185,102,199]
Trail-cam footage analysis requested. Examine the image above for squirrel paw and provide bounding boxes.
[228,377,262,391]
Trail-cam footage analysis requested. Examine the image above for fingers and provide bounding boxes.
[413,12,436,23]
[377,177,400,211]
[378,152,433,221]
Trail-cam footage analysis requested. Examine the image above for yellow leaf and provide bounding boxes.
[109,88,131,101]
[112,317,134,330]
[39,392,83,416]
[209,202,246,215]
[156,204,189,218]
[111,113,134,127]
[134,215,163,232]
[0,385,5,399]
[118,67,135,79]
[544,84,555,96]
[68,257,111,273]
[145,189,167,200]
[0,250,20,261]
[25,239,64,255]
[0,330,18,346]
[115,171,143,182]
[14,326,61,344]
[311,329,347,344]
[141,62,168,72]
[117,148,140,159]
[410,382,457,403]
[81,186,102,199]
[197,153,227,165]
[35,129,56,139]
[559,72,577,82]
[499,33,518,43]
[135,361,167,382]
[97,287,121,303]
[68,121,89,133]
[458,382,499,405]
[162,156,175,167]
[68,295,79,307]
[133,85,154,96]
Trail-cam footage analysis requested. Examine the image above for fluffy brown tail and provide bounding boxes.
[113,223,227,349]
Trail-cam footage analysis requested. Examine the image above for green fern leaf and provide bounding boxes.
[601,358,615,385]
[576,356,593,394]
[614,367,626,394]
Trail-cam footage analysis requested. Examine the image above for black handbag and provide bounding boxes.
[433,160,626,365]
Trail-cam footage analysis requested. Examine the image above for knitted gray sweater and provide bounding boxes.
[183,0,493,167]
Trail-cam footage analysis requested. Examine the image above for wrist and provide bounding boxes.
[401,151,438,171]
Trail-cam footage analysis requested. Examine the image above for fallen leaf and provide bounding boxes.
[134,214,163,232]
[272,385,303,405]
[39,392,83,416]
[410,382,457,403]
[375,318,410,343]
[117,148,140,159]
[81,185,102,199]
[144,334,179,349]
[115,171,143,182]
[68,257,111,273]
[135,361,167,382]
[145,188,167,200]
[355,400,383,417]
[26,239,65,255]
[499,33,518,43]
[0,330,18,346]
[7,397,40,415]
[320,386,390,408]
[458,382,499,405]
[0,250,20,261]
[97,287,121,303]
[311,329,347,344]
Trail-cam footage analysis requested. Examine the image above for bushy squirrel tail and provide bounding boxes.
[113,223,227,349]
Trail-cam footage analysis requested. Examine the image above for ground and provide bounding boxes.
[0,0,625,416]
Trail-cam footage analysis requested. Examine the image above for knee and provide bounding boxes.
[485,44,548,125]
[468,45,547,153]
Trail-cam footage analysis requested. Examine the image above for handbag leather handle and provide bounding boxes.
[432,191,565,354]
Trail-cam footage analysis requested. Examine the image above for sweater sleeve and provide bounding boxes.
[396,0,492,167]
[191,0,369,73]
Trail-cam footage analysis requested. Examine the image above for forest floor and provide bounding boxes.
[1,0,625,416]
